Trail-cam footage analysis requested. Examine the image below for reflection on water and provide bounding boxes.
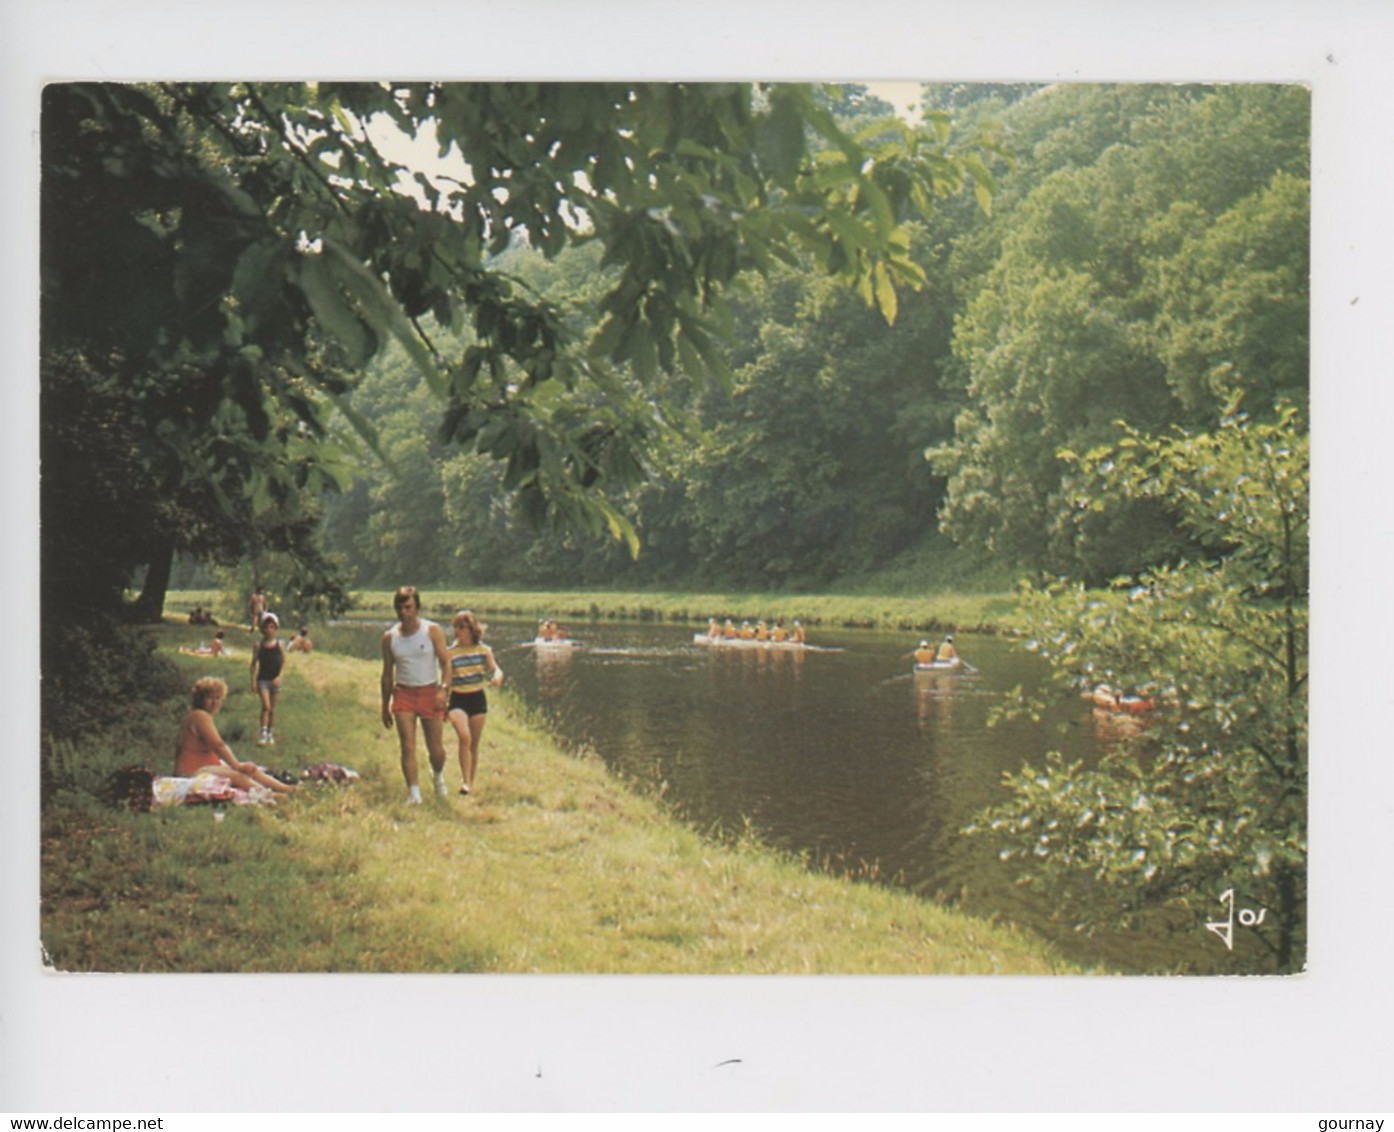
[533,646,574,702]
[499,619,1081,918]
[912,668,957,729]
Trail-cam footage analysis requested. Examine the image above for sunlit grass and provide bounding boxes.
[163,586,1020,639]
[341,589,1020,635]
[42,621,1085,974]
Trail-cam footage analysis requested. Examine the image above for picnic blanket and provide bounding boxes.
[106,761,362,811]
[152,772,274,807]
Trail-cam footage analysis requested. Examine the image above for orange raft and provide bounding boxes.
[1083,684,1156,714]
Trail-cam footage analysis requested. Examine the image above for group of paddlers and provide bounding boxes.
[704,617,807,644]
[910,635,960,667]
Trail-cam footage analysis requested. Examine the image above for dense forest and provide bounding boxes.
[49,82,1307,608]
[302,82,1309,595]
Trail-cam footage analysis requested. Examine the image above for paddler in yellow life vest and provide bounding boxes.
[738,620,755,640]
[791,620,806,644]
[707,618,722,640]
[722,619,737,639]
[913,639,937,666]
[935,635,958,663]
[770,621,789,643]
[755,620,769,642]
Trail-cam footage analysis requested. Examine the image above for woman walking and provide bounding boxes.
[445,610,504,796]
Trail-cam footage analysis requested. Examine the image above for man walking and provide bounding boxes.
[380,586,452,803]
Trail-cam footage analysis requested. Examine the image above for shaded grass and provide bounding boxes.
[41,621,1086,974]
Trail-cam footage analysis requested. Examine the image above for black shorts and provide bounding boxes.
[448,690,488,716]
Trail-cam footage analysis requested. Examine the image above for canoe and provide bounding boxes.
[914,658,961,672]
[693,634,810,650]
[529,638,583,649]
[1084,689,1155,714]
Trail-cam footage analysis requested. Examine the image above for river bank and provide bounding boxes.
[168,587,1022,635]
[40,620,1084,974]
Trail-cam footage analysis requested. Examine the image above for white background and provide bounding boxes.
[3,0,1391,1113]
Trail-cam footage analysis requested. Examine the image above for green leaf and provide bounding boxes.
[755,91,806,185]
[873,260,898,325]
[296,253,375,368]
[321,237,446,395]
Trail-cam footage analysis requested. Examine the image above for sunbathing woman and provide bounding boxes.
[174,677,296,796]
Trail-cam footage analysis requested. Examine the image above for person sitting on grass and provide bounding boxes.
[173,676,296,797]
[287,625,314,654]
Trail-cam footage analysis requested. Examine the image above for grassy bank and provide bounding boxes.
[170,588,1021,635]
[41,620,1084,974]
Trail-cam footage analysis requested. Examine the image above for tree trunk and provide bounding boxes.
[1275,862,1301,973]
[127,540,174,623]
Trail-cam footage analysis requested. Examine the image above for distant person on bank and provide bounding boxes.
[380,586,452,804]
[250,612,285,747]
[246,585,268,631]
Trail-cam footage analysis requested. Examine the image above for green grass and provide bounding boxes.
[338,588,1021,634]
[41,619,1087,974]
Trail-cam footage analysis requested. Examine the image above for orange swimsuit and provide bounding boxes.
[173,711,223,777]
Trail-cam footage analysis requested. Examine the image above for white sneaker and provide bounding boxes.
[256,729,268,747]
[406,785,423,805]
[432,771,449,798]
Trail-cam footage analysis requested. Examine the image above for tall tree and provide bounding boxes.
[930,84,1309,579]
[42,81,997,614]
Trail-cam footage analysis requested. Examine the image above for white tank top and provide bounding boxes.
[389,620,440,686]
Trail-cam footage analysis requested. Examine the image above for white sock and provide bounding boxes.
[408,784,423,802]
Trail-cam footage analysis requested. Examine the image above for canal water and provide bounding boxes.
[336,615,1220,972]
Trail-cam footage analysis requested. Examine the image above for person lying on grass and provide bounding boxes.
[174,676,296,797]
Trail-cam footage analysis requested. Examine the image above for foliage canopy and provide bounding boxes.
[968,403,1308,972]
[42,81,998,600]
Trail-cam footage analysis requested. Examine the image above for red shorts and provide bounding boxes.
[391,683,446,719]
